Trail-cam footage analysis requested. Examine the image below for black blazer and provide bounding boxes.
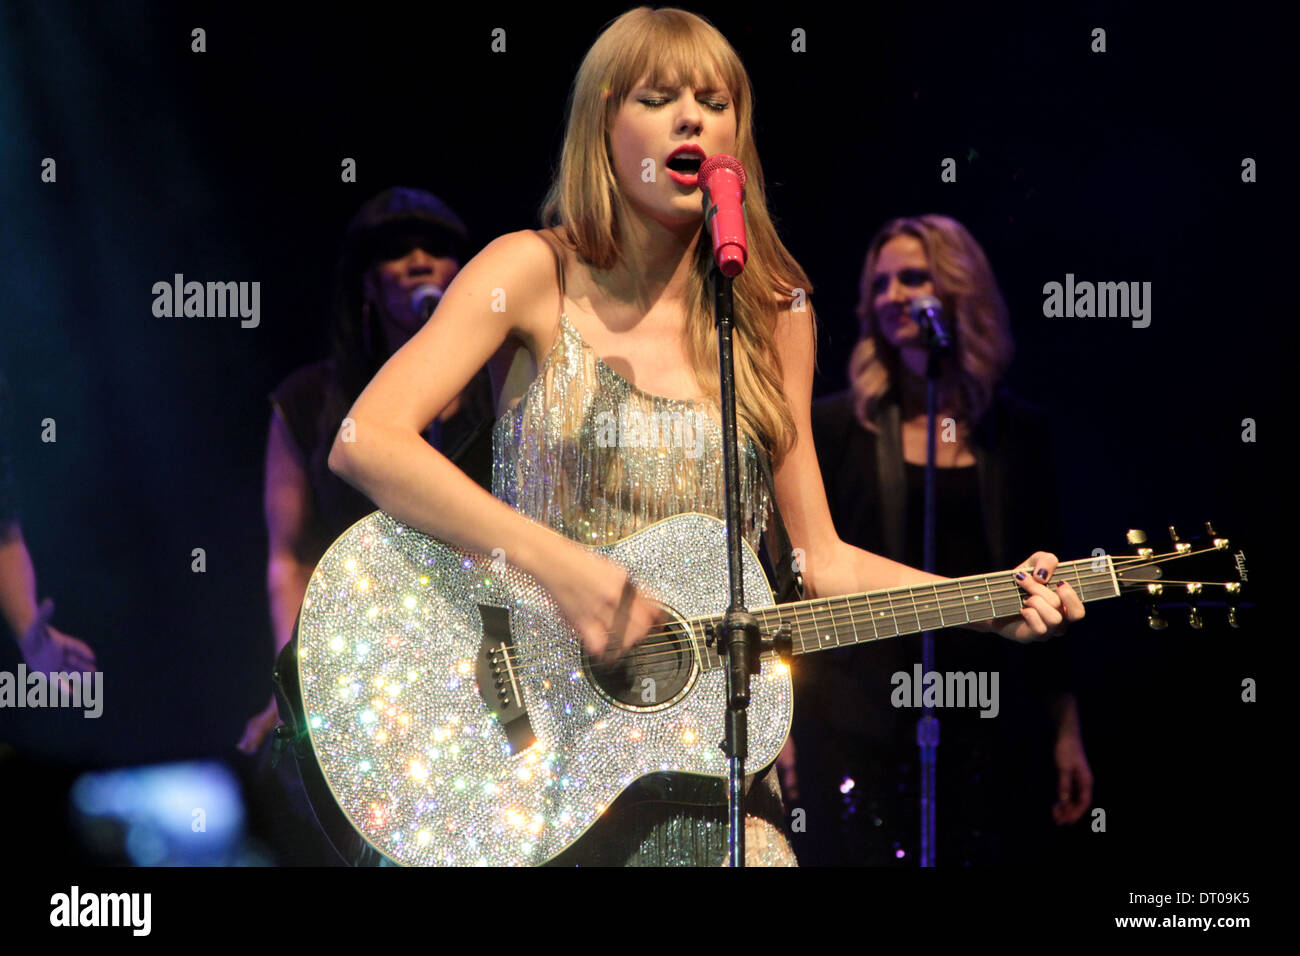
[813,384,1062,573]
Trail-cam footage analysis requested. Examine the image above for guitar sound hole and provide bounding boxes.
[582,604,697,711]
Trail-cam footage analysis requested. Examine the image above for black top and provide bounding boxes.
[268,359,495,562]
[900,462,991,575]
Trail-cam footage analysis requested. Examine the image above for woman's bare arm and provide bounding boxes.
[0,520,38,639]
[327,230,579,581]
[264,409,318,658]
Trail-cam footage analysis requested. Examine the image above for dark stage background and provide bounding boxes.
[0,0,1278,876]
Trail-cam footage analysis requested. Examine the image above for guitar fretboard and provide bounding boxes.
[690,557,1118,670]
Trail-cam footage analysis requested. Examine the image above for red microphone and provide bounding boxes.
[698,154,747,277]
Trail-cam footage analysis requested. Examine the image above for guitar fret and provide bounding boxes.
[1089,562,1108,599]
[879,590,899,639]
[983,574,998,619]
[953,578,971,624]
[960,577,988,624]
[906,588,924,635]
[1069,561,1090,599]
[910,585,930,632]
[998,571,1024,617]
[862,592,880,643]
[819,609,836,650]
[845,594,861,645]
[913,585,931,631]
[794,606,812,655]
[1063,562,1080,598]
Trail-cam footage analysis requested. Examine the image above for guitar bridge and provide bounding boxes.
[475,604,537,755]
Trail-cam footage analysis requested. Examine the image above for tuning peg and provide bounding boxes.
[1127,529,1153,559]
[1183,583,1203,629]
[1144,582,1166,628]
[1168,525,1191,554]
[1204,521,1217,536]
[1228,605,1241,629]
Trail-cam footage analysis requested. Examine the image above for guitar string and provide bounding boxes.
[465,544,1201,670]
[342,547,1198,680]
[486,549,1225,677]
[488,551,1198,675]
[490,550,1150,663]
[492,577,1219,683]
[491,568,1108,661]
[486,562,1137,677]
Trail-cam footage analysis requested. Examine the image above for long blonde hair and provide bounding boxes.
[538,6,814,466]
[848,214,1013,434]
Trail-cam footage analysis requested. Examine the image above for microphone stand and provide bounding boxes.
[710,263,760,867]
[702,156,787,867]
[916,303,949,868]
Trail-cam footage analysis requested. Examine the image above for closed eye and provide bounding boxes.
[640,97,729,112]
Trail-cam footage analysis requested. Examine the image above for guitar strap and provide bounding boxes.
[757,447,806,604]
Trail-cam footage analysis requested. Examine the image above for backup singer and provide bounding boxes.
[237,188,494,863]
[788,215,1094,866]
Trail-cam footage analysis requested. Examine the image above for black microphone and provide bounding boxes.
[411,284,443,321]
[909,296,952,352]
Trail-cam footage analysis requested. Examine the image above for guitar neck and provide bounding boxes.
[693,557,1119,668]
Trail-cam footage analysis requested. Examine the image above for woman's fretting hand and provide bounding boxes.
[989,552,1086,642]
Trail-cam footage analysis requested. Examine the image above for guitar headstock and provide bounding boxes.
[1112,522,1247,630]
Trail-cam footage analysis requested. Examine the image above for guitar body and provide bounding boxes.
[278,510,792,867]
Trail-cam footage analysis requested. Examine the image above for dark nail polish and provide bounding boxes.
[1037,568,1049,580]
[1016,572,1026,581]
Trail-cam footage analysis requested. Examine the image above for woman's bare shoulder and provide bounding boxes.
[458,228,564,357]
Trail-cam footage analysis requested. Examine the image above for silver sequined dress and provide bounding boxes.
[491,263,797,865]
